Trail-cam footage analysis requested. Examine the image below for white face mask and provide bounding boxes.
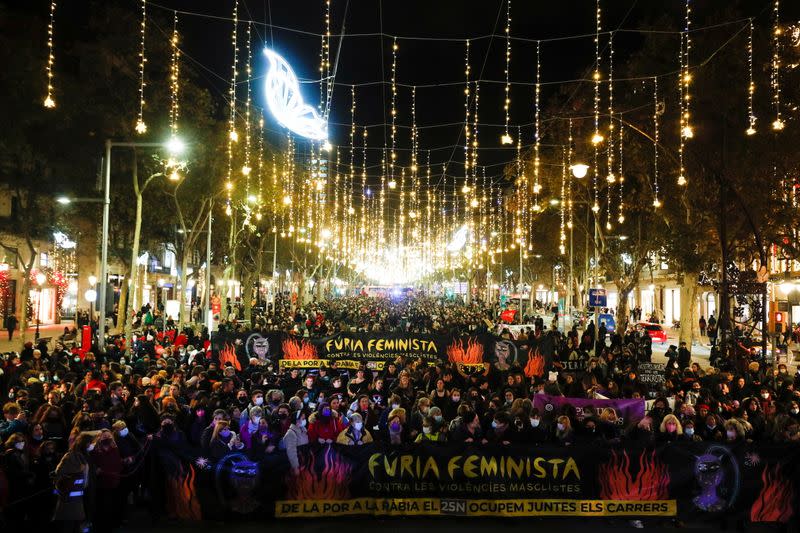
[761,393,769,400]
[119,428,129,437]
[353,422,363,431]
[86,444,95,452]
[530,418,540,428]
[252,416,261,425]
[792,409,799,415]
[254,397,264,406]
[726,430,737,439]
[14,442,24,450]
[298,419,307,428]
[557,423,565,432]
[422,426,432,434]
[684,428,694,437]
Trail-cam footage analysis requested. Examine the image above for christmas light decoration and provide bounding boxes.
[169,11,180,137]
[225,0,239,208]
[263,49,328,140]
[746,19,757,135]
[533,40,542,212]
[771,0,784,131]
[677,0,691,186]
[135,0,148,134]
[501,0,513,145]
[43,1,57,108]
[243,23,253,197]
[653,76,661,208]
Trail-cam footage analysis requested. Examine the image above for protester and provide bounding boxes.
[0,293,798,528]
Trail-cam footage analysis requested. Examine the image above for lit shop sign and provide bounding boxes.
[263,49,327,141]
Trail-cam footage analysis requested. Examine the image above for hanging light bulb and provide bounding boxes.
[591,203,600,213]
[591,133,604,145]
[241,165,251,176]
[388,180,397,189]
[653,198,662,208]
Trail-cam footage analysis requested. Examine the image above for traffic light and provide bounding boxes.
[774,311,784,334]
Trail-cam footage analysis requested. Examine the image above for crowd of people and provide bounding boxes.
[0,294,798,531]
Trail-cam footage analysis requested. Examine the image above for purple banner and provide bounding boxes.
[533,394,646,426]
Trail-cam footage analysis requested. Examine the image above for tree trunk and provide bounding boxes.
[679,272,700,346]
[117,281,129,345]
[616,286,631,333]
[178,253,189,329]
[18,275,30,344]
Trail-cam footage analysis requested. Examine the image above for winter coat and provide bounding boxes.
[280,424,309,470]
[53,450,89,521]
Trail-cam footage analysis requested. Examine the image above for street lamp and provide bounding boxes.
[97,137,186,345]
[570,163,589,179]
[35,272,46,340]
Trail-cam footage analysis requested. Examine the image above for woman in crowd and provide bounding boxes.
[658,414,683,442]
[54,432,94,533]
[281,410,309,475]
[554,415,575,446]
[336,412,373,445]
[3,432,34,527]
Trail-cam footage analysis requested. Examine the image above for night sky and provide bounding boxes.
[11,0,798,190]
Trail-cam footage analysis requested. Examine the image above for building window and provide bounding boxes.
[39,252,49,268]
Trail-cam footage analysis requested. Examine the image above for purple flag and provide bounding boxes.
[533,393,646,426]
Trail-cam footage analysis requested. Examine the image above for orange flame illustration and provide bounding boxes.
[166,464,201,520]
[524,348,545,378]
[750,464,795,523]
[286,447,352,500]
[447,338,484,364]
[599,450,670,500]
[282,337,318,359]
[218,343,241,371]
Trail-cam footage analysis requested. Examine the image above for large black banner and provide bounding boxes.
[152,440,799,523]
[211,331,556,372]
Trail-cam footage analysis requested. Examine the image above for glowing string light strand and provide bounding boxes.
[501,0,513,145]
[242,22,253,197]
[225,0,239,210]
[746,19,756,135]
[43,1,57,108]
[653,76,661,208]
[169,11,180,137]
[677,0,691,186]
[135,0,148,134]
[771,0,784,131]
[532,40,542,212]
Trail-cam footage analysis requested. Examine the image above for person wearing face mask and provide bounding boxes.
[485,412,513,445]
[30,439,60,526]
[554,415,575,446]
[54,432,93,530]
[657,414,683,442]
[385,408,407,445]
[307,402,345,445]
[280,411,309,476]
[409,397,431,439]
[238,406,264,449]
[111,421,141,522]
[3,432,35,527]
[337,412,373,445]
[208,420,244,460]
[415,416,445,442]
[723,419,746,444]
[443,388,463,421]
[699,413,724,442]
[156,415,186,444]
[787,400,800,421]
[90,430,123,533]
[679,420,702,442]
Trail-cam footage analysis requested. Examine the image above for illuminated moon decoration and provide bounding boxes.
[263,49,328,141]
[447,225,468,252]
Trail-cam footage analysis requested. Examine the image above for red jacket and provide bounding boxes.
[308,414,345,442]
